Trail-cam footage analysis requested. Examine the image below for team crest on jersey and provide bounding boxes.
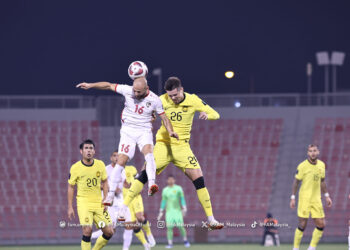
[146,101,151,108]
[96,171,100,177]
[182,106,188,112]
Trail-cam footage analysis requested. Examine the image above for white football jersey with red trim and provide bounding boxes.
[115,84,164,130]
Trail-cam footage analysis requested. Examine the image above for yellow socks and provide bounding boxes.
[196,187,213,217]
[123,180,144,206]
[92,234,111,250]
[142,220,152,236]
[310,227,324,248]
[134,229,147,244]
[293,227,304,249]
[81,235,91,250]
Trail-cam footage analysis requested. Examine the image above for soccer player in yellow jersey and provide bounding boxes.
[122,166,155,250]
[290,144,332,250]
[67,139,114,250]
[122,77,223,230]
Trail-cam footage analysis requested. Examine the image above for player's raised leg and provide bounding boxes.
[104,133,136,206]
[185,168,223,230]
[141,143,158,196]
[104,154,128,206]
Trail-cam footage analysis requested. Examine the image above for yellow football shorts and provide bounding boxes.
[154,141,201,175]
[77,202,112,228]
[298,199,325,218]
[128,194,144,222]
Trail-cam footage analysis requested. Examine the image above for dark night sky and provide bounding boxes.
[0,0,349,95]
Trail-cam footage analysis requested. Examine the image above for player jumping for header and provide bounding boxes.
[122,77,223,230]
[76,75,178,207]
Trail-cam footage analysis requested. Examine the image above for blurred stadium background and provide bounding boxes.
[1,0,350,249]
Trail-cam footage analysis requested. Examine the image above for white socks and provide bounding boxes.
[91,229,103,239]
[208,215,215,223]
[145,153,156,187]
[123,229,133,250]
[109,164,124,192]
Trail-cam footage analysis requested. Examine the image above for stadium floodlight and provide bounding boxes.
[315,52,330,99]
[225,71,234,79]
[330,51,345,66]
[316,52,330,66]
[330,51,345,93]
[152,68,163,95]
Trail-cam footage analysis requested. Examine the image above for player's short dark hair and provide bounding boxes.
[164,77,182,91]
[308,144,318,149]
[168,174,175,179]
[79,139,95,149]
[111,150,118,155]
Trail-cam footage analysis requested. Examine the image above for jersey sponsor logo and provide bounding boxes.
[182,106,188,112]
[96,171,101,177]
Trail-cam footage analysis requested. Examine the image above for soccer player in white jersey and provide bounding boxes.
[91,150,134,250]
[76,76,178,212]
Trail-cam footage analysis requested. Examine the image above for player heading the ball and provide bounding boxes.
[76,61,179,210]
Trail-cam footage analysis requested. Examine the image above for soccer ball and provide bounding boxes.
[128,61,148,80]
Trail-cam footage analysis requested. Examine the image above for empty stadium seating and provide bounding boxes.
[0,120,99,243]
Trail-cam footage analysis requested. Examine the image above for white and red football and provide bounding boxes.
[128,61,148,80]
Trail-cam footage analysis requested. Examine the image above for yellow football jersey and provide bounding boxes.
[156,92,220,144]
[68,159,108,205]
[295,159,326,202]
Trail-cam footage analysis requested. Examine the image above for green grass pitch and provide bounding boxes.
[0,244,346,250]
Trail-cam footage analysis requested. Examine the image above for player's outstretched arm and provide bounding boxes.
[194,95,220,120]
[159,113,179,140]
[290,178,300,209]
[67,184,75,220]
[321,178,332,207]
[76,82,117,92]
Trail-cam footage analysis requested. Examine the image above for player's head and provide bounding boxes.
[133,77,149,100]
[110,150,118,165]
[79,139,95,161]
[307,144,319,161]
[167,174,176,186]
[164,77,184,104]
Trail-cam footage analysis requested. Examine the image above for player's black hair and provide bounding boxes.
[111,149,118,155]
[164,77,182,91]
[308,144,319,149]
[167,174,175,179]
[79,139,95,149]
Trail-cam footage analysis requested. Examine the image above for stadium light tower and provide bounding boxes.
[316,51,330,95]
[330,51,346,93]
[152,68,163,95]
